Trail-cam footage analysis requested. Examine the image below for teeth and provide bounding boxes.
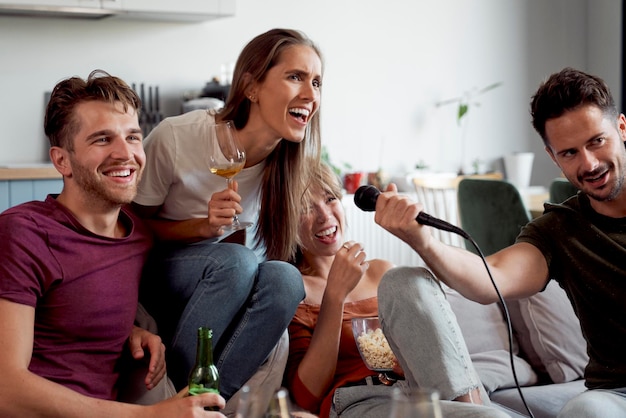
[289,108,310,117]
[316,226,336,237]
[107,169,131,177]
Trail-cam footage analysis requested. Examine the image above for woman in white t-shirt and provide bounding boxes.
[132,28,323,400]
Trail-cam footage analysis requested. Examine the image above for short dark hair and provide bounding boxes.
[44,69,141,150]
[530,67,617,145]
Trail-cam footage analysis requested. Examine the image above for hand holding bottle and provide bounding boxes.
[188,327,220,411]
[150,389,227,417]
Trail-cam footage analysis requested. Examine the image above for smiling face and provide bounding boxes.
[545,105,626,206]
[52,100,145,209]
[248,44,322,143]
[299,184,345,257]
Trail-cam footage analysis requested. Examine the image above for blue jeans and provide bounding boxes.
[330,383,509,418]
[342,266,508,418]
[140,241,304,400]
[558,388,626,418]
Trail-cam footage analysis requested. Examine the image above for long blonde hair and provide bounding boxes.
[220,29,323,261]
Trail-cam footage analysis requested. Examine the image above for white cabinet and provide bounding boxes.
[0,0,117,19]
[0,0,101,7]
[0,0,235,21]
[106,0,235,21]
[104,0,235,16]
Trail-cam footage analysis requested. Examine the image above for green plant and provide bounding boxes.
[321,145,352,176]
[415,160,429,170]
[436,82,502,125]
[435,82,502,174]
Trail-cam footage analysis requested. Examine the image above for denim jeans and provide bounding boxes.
[330,381,509,417]
[344,266,508,418]
[140,241,304,400]
[558,388,626,418]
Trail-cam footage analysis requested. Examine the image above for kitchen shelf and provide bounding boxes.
[0,165,61,180]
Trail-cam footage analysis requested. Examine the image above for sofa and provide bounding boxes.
[446,279,588,418]
[288,279,587,418]
[127,278,588,418]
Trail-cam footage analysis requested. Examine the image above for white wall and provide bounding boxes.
[0,0,621,188]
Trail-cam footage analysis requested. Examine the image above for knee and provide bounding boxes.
[378,266,439,304]
[212,243,259,270]
[198,244,259,292]
[258,261,305,302]
[558,390,622,418]
[378,267,443,321]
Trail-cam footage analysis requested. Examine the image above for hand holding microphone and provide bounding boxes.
[353,185,469,239]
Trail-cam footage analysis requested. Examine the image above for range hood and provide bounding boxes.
[0,4,117,19]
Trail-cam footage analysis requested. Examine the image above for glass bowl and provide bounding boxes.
[351,316,397,372]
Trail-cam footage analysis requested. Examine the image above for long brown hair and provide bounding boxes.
[220,29,323,261]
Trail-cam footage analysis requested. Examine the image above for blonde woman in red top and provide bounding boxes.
[286,163,508,418]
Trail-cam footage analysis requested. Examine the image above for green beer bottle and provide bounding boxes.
[188,327,220,411]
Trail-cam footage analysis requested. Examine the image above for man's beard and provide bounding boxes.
[583,164,625,202]
[70,156,140,207]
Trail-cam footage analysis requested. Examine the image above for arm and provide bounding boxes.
[0,299,225,418]
[374,185,549,303]
[292,245,368,402]
[131,182,244,243]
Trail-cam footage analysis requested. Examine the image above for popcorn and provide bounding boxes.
[356,327,396,370]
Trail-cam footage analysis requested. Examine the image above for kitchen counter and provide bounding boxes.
[0,164,61,180]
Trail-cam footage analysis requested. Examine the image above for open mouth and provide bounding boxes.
[288,107,310,124]
[315,225,337,242]
[583,170,608,187]
[103,167,135,179]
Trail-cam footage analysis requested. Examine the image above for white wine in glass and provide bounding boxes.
[207,119,253,231]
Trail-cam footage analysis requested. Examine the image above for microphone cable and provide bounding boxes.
[353,184,535,416]
[460,232,536,418]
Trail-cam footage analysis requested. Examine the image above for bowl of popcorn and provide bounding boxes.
[352,316,397,372]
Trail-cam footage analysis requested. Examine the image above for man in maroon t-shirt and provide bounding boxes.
[0,70,226,417]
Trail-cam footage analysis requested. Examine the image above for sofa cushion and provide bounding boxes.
[445,287,538,393]
[513,280,588,383]
[505,298,550,380]
[117,304,177,405]
[490,379,586,418]
[470,350,538,394]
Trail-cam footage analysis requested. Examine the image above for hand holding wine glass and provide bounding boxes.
[207,119,253,231]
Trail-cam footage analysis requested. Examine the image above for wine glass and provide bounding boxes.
[264,388,292,418]
[235,386,292,418]
[206,119,252,231]
[389,387,442,418]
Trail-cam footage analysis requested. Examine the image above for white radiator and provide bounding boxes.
[342,196,426,267]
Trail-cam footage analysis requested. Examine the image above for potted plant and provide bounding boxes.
[436,82,502,174]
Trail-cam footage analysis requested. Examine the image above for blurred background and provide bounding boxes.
[0,0,621,189]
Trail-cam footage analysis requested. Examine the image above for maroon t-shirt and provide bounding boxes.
[0,196,153,400]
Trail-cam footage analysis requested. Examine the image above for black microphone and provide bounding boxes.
[353,185,469,239]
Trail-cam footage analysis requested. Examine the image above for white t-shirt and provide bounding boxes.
[135,109,264,252]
